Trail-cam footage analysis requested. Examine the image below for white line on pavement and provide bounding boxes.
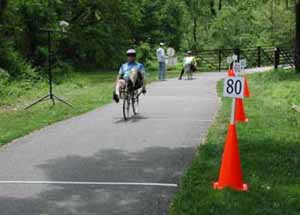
[0,181,178,188]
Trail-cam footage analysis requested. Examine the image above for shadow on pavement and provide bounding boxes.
[114,115,149,124]
[0,146,196,215]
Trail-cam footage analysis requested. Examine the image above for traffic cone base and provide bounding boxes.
[213,124,248,192]
[237,118,249,123]
[213,181,248,192]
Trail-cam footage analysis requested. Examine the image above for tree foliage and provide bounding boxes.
[0,0,295,78]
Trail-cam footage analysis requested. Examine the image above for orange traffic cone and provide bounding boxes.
[244,76,250,97]
[213,123,248,191]
[235,98,248,122]
[228,69,235,77]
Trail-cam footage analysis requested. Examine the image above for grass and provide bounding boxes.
[170,69,300,215]
[0,63,181,145]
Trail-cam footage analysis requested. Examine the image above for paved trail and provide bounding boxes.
[0,70,269,215]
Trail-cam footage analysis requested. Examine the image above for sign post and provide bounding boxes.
[213,76,248,192]
[223,76,245,123]
[232,54,238,62]
[240,59,247,75]
[227,56,233,70]
[223,77,245,99]
[233,62,241,77]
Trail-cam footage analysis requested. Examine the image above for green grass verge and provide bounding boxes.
[0,63,181,145]
[170,69,300,215]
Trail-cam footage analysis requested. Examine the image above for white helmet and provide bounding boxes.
[126,49,137,55]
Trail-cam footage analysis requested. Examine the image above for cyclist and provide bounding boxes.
[179,51,197,80]
[113,49,146,103]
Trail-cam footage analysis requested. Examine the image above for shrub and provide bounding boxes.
[136,42,154,67]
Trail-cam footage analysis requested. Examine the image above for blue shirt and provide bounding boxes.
[119,62,145,81]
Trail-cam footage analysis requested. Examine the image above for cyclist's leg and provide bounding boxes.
[114,79,126,103]
[129,70,138,89]
[179,67,184,80]
[134,72,142,89]
[116,79,126,95]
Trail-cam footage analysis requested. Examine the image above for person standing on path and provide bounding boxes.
[156,42,166,81]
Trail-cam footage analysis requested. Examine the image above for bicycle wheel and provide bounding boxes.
[132,92,139,115]
[123,94,131,120]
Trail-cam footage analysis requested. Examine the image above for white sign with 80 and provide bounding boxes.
[223,77,245,98]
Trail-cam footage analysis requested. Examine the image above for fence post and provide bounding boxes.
[274,47,280,69]
[198,50,201,72]
[295,0,300,72]
[234,48,240,62]
[218,49,222,72]
[257,46,261,67]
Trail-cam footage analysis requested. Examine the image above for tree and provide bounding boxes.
[295,0,300,73]
[0,0,297,75]
[0,0,8,17]
[183,0,213,49]
[161,0,186,49]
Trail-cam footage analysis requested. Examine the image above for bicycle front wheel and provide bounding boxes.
[123,96,131,120]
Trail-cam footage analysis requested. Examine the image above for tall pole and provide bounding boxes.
[295,0,300,73]
[47,30,53,100]
[230,98,236,125]
[24,0,73,109]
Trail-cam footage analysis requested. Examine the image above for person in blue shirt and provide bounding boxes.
[113,49,146,103]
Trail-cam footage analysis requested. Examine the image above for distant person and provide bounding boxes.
[156,42,166,81]
[113,49,146,103]
[179,51,197,80]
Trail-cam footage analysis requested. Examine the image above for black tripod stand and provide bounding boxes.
[25,29,73,110]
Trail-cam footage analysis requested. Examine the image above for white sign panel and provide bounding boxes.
[233,63,241,75]
[232,55,238,61]
[240,59,247,69]
[223,77,245,98]
[227,56,233,65]
[167,48,175,57]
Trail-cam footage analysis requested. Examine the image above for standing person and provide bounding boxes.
[179,51,197,80]
[156,42,166,81]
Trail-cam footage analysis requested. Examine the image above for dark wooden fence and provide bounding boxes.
[195,47,294,72]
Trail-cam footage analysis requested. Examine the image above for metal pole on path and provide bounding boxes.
[274,48,280,69]
[257,46,261,68]
[218,49,222,72]
[230,98,236,125]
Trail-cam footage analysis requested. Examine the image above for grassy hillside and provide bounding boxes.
[170,69,300,215]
